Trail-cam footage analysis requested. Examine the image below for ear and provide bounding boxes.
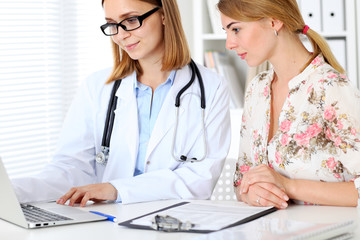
[271,18,284,32]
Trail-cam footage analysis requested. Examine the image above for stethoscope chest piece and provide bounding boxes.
[96,146,109,165]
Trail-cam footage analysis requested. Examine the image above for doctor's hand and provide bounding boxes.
[56,183,117,207]
[237,182,289,209]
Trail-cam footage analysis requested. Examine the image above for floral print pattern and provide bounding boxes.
[234,55,360,204]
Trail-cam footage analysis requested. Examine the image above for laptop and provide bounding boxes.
[0,157,107,228]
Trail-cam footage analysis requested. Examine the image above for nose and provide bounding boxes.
[225,35,237,51]
[112,26,131,41]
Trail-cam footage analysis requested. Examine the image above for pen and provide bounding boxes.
[89,211,118,222]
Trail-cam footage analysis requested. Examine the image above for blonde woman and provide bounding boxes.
[12,0,230,206]
[218,0,360,208]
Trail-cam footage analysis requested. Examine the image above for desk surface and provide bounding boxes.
[0,200,359,240]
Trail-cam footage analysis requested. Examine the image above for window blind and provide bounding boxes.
[0,0,112,178]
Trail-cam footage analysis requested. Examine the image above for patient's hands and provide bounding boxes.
[56,183,117,207]
[237,164,290,209]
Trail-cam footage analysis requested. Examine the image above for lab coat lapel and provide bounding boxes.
[145,67,190,160]
[114,74,139,168]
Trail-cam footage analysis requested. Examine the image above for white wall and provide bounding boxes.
[177,0,194,55]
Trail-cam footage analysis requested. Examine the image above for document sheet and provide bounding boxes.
[131,202,274,231]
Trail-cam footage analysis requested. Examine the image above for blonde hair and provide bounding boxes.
[102,0,191,83]
[217,0,345,73]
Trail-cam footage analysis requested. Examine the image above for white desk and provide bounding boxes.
[0,200,359,240]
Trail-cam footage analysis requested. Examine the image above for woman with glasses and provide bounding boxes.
[11,0,231,206]
[218,0,360,208]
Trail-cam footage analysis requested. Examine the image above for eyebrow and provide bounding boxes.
[105,11,139,21]
[226,22,240,29]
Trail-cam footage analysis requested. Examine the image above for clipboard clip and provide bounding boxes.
[151,215,195,232]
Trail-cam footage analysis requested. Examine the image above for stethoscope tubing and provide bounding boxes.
[96,59,207,165]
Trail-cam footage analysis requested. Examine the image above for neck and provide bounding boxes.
[269,33,311,84]
[138,58,171,92]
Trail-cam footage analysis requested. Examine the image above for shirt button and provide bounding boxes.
[146,161,151,165]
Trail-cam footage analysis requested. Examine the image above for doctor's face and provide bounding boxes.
[103,0,165,63]
[221,14,277,67]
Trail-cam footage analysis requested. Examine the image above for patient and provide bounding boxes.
[217,0,360,208]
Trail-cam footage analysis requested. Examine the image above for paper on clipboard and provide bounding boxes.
[125,201,276,232]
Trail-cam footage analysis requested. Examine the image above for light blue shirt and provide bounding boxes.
[133,70,176,176]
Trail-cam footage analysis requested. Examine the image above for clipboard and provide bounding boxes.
[118,201,277,233]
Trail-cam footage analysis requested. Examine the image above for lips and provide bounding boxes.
[239,53,247,60]
[125,42,139,51]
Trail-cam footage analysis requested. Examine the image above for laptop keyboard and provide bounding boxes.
[21,204,73,223]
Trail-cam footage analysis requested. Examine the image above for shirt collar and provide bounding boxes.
[133,70,177,90]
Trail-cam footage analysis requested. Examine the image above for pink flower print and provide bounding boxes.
[253,130,259,140]
[307,84,313,94]
[306,123,322,138]
[325,127,332,140]
[318,79,325,83]
[327,72,337,78]
[269,163,274,169]
[275,151,282,164]
[340,74,346,78]
[266,122,270,133]
[281,134,290,146]
[240,165,250,173]
[242,115,246,123]
[294,133,309,146]
[324,105,336,122]
[254,152,258,162]
[351,128,357,136]
[280,120,292,132]
[334,136,342,147]
[326,157,337,171]
[311,57,321,65]
[333,173,341,179]
[264,85,269,97]
[336,120,343,130]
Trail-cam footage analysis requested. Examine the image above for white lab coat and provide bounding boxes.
[12,62,231,204]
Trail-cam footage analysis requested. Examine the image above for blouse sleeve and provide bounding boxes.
[321,71,360,179]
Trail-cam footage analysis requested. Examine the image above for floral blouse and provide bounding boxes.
[234,54,360,204]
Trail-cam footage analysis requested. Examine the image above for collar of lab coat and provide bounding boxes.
[112,65,190,162]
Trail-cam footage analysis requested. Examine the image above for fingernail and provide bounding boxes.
[284,195,289,201]
[282,202,288,208]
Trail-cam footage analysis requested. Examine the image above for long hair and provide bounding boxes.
[217,0,344,73]
[101,0,191,83]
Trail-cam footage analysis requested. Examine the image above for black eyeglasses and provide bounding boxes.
[100,7,160,36]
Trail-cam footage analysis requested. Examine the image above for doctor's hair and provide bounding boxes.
[102,0,191,84]
[217,0,345,74]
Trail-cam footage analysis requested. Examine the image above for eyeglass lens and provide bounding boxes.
[101,7,160,36]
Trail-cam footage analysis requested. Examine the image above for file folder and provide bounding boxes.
[299,0,322,32]
[327,38,346,70]
[118,201,276,233]
[322,0,345,32]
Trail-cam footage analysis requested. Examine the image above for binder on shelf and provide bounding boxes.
[299,0,322,32]
[322,0,345,32]
[206,0,224,35]
[204,51,244,108]
[327,38,346,70]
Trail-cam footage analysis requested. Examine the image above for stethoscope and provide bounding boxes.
[95,59,207,165]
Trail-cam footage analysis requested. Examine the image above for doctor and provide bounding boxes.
[11,0,231,206]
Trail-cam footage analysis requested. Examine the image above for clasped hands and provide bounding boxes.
[238,164,290,209]
[56,183,117,207]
